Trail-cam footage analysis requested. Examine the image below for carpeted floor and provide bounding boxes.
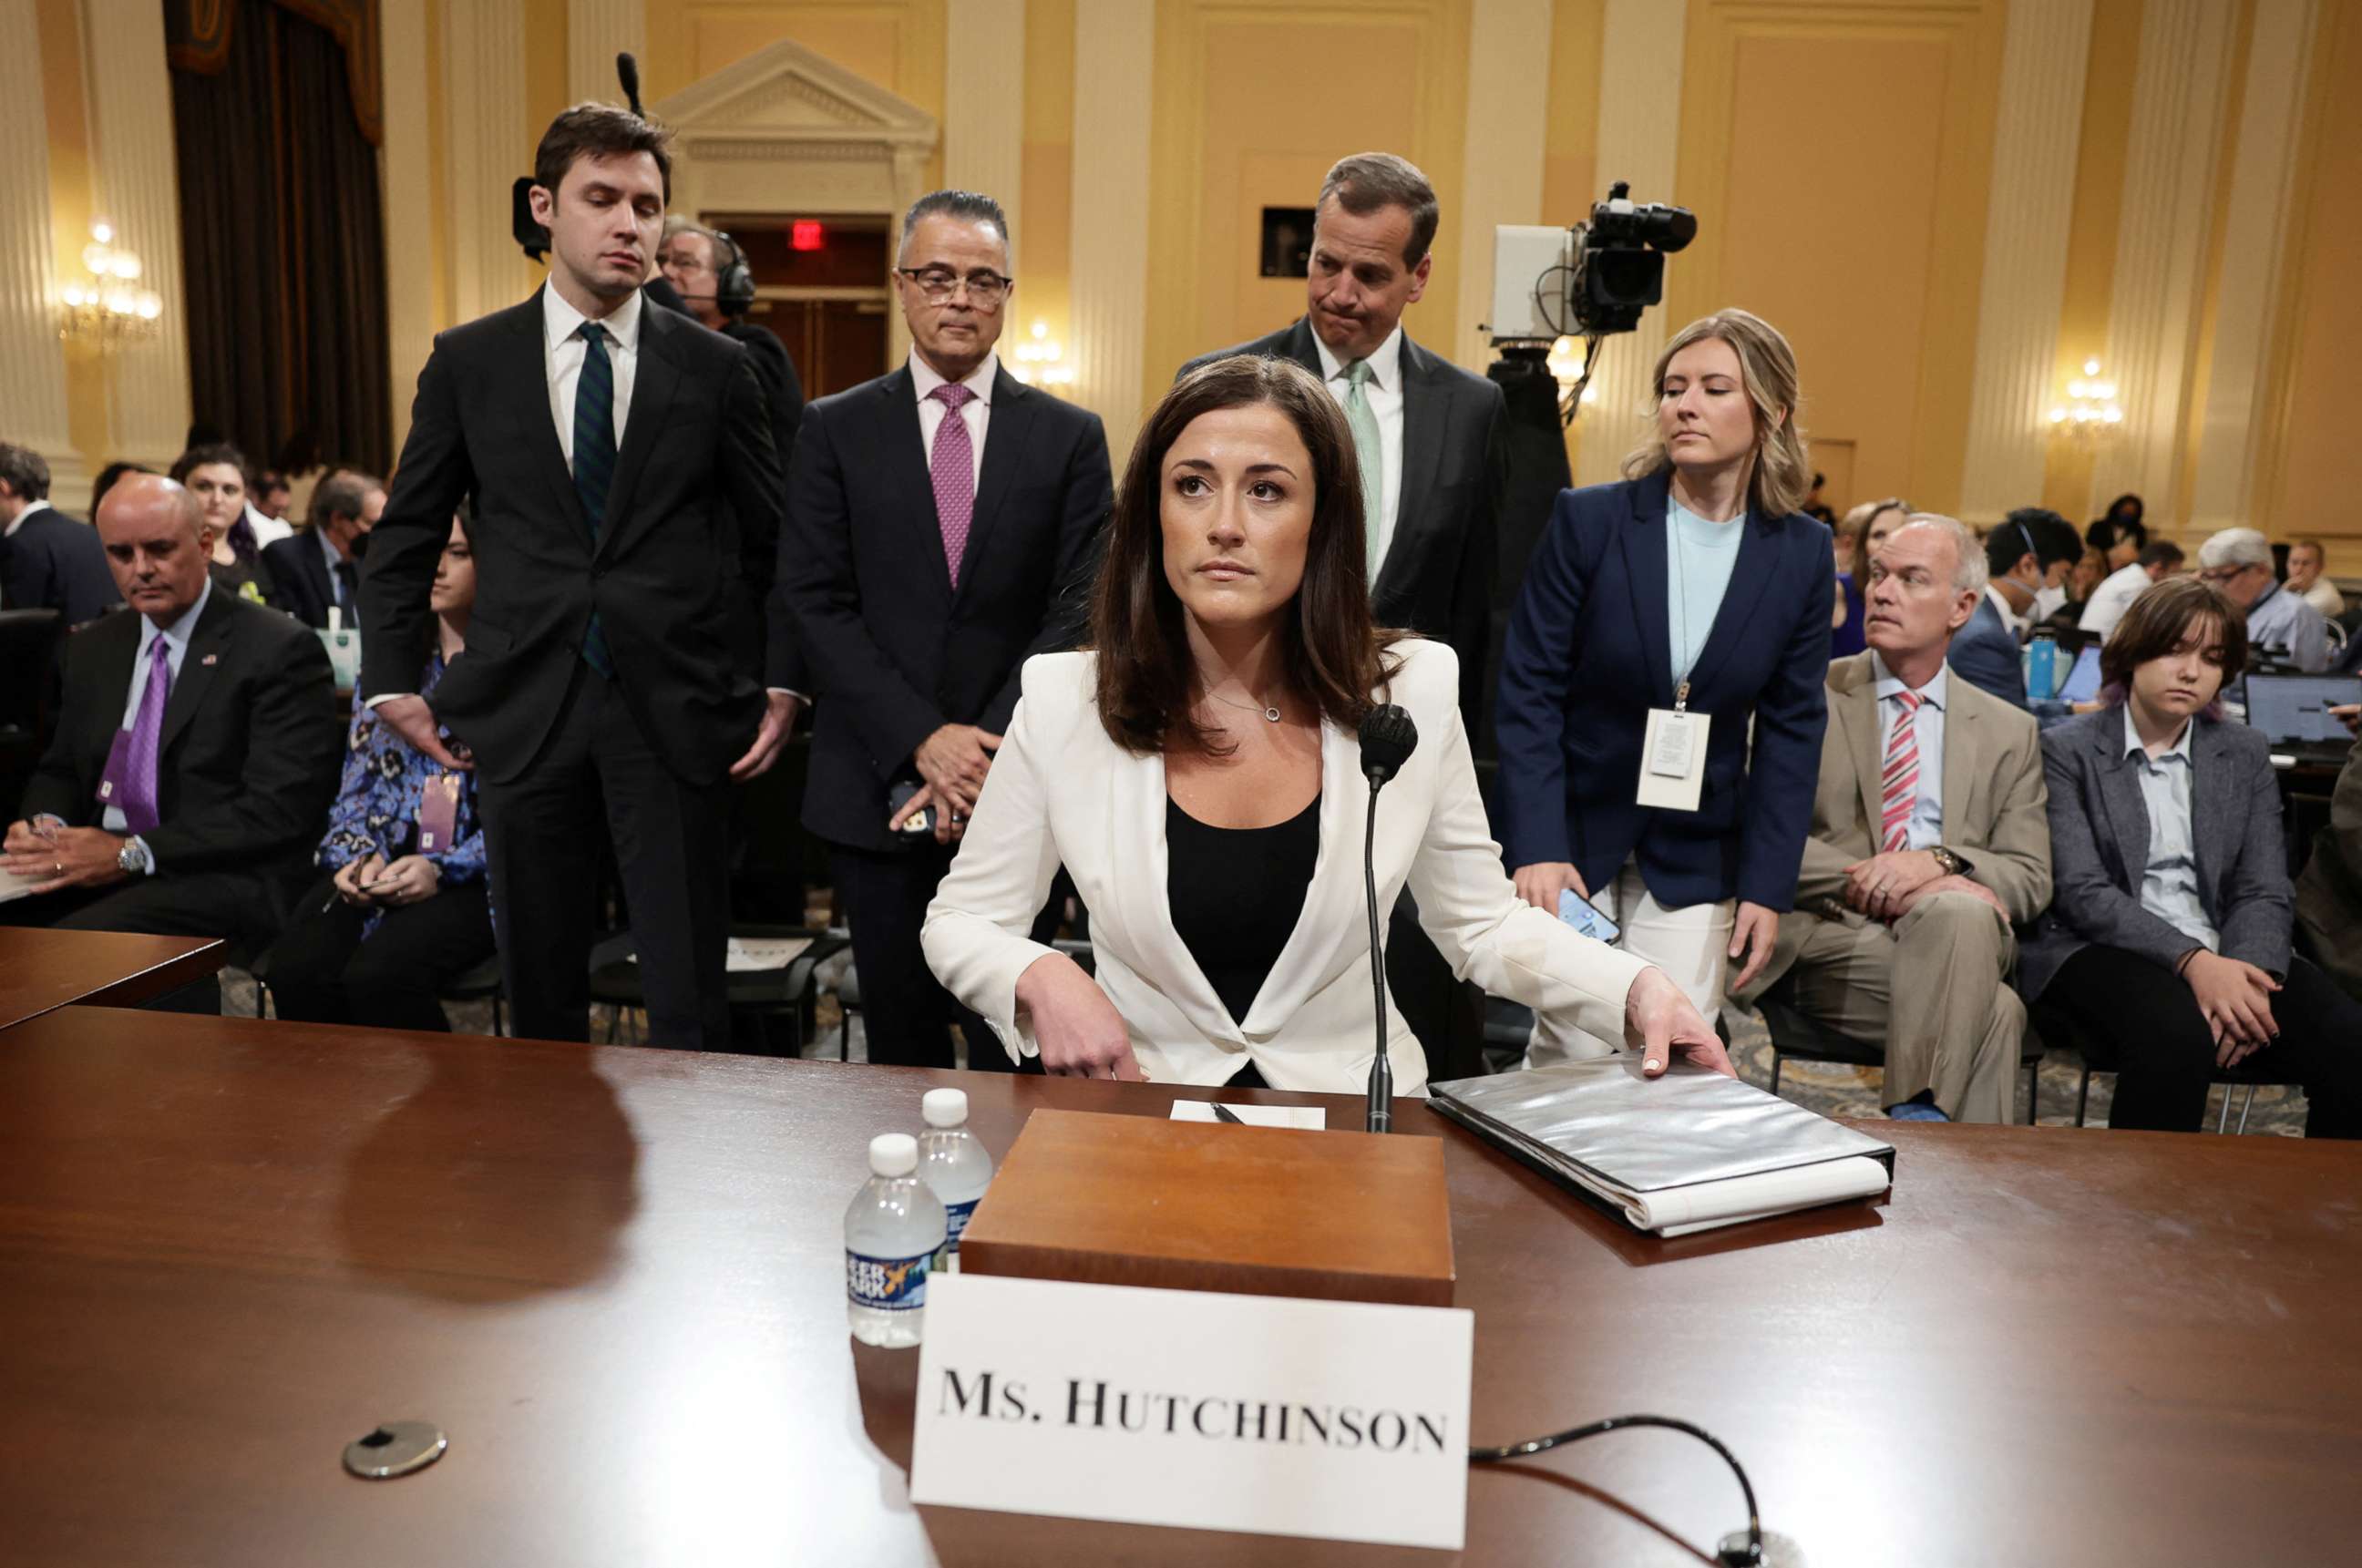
[220,961,2312,1138]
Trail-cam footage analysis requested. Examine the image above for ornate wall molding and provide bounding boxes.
[87,0,194,464]
[1453,0,1552,374]
[566,0,643,107]
[0,0,76,497]
[1070,0,1154,464]
[943,0,1025,253]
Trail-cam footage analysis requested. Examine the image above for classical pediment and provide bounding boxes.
[652,36,936,149]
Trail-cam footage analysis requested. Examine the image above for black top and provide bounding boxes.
[1166,793,1321,1029]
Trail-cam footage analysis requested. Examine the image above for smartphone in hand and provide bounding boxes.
[885,778,937,835]
[1556,888,1621,945]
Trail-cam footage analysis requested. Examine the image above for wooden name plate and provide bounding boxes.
[958,1109,1455,1307]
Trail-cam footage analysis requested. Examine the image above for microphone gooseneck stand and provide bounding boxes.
[1361,766,1392,1133]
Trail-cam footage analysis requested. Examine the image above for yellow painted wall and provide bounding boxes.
[1017,0,1074,354]
[1669,0,2006,518]
[2258,0,2362,541]
[34,0,108,469]
[1142,0,1471,413]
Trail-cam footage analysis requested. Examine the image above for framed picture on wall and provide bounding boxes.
[1259,207,1315,278]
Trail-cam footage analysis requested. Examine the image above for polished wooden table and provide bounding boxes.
[0,927,224,1029]
[1,1009,2356,1566]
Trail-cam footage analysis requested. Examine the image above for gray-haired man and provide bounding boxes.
[2198,527,2330,671]
[1733,515,2053,1124]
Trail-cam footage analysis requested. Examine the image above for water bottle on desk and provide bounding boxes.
[844,1132,946,1348]
[2026,627,2059,702]
[918,1088,994,1272]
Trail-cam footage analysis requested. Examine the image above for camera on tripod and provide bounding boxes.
[1488,182,1697,344]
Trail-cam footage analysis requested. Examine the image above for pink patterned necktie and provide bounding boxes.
[929,383,977,588]
[118,635,172,836]
[1878,689,1924,853]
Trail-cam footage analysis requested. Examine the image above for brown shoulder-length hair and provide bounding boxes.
[2100,575,2248,712]
[1091,354,1402,756]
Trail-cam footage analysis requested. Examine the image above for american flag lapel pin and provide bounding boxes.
[201,653,219,666]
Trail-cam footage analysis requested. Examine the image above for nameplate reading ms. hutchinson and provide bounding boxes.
[908,1273,1474,1550]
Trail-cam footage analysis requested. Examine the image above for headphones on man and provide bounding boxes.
[712,231,756,317]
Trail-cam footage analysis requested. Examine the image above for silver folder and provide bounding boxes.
[1431,1058,1895,1236]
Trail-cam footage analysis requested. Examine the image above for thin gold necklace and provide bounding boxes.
[1206,687,1282,723]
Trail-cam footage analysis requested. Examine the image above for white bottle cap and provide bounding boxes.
[869,1132,918,1177]
[922,1088,970,1128]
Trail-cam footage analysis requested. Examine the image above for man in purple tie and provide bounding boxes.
[1,475,343,993]
[777,189,1114,1069]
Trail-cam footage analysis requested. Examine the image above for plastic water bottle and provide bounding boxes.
[844,1132,947,1348]
[918,1088,995,1271]
[2026,628,2059,701]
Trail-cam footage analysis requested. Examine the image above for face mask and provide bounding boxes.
[2032,584,2067,620]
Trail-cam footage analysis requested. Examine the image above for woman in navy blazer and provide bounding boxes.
[1496,310,1833,1058]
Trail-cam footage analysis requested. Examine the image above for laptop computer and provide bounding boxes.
[2056,644,2104,706]
[2243,673,2361,764]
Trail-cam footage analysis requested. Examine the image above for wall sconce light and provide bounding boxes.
[1008,319,1074,390]
[1548,335,1600,415]
[56,222,163,348]
[2048,357,2123,445]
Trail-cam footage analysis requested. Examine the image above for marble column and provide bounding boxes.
[1956,0,2095,524]
[944,0,1026,254]
[84,0,192,466]
[1572,0,1686,487]
[1069,0,1154,467]
[0,0,77,504]
[568,0,647,106]
[382,0,434,456]
[2188,0,2318,533]
[2088,0,2237,526]
[1453,0,1553,374]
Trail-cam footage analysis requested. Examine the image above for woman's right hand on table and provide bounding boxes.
[1015,950,1146,1081]
[1513,861,1588,913]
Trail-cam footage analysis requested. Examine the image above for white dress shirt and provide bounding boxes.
[5,498,47,539]
[2122,708,2217,953]
[909,348,998,486]
[1311,325,1406,573]
[543,282,642,462]
[243,501,293,551]
[1870,650,1946,850]
[2080,561,2153,639]
[90,576,215,870]
[1983,582,2029,641]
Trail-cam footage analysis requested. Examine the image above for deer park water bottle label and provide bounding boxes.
[846,1249,932,1312]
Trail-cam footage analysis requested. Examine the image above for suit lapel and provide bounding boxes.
[2190,721,2229,907]
[84,613,141,778]
[2090,722,2151,886]
[507,293,590,540]
[1838,660,1885,845]
[1618,473,1677,708]
[300,538,332,619]
[1279,316,1323,375]
[159,591,234,757]
[1378,334,1445,599]
[880,368,956,603]
[1940,684,1976,843]
[598,305,682,558]
[955,368,1036,603]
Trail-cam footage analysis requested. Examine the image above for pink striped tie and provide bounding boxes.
[1879,690,1924,853]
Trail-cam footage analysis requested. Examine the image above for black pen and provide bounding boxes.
[1211,1102,1245,1125]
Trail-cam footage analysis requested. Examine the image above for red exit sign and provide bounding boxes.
[790,220,825,251]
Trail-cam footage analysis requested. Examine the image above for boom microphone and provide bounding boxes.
[1357,705,1419,1133]
[617,53,643,117]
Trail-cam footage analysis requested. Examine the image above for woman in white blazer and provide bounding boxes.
[921,355,1732,1093]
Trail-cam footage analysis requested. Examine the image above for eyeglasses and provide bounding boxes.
[895,266,1012,305]
[2197,565,2255,585]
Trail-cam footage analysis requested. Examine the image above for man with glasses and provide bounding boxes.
[2198,527,2330,671]
[776,189,1113,1070]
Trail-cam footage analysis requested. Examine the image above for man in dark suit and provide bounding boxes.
[1,474,342,956]
[0,443,119,626]
[660,222,806,478]
[1949,507,2081,710]
[360,104,797,1050]
[1178,152,1503,728]
[262,470,383,630]
[1178,151,1504,1072]
[778,189,1112,1069]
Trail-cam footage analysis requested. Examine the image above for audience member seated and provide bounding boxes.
[88,461,153,517]
[169,444,273,602]
[0,442,118,626]
[259,518,493,1032]
[0,475,344,968]
[2285,538,2345,620]
[1832,497,1909,660]
[1734,516,2049,1124]
[255,469,293,523]
[2079,539,2184,640]
[263,470,384,629]
[2043,546,2107,638]
[2197,527,2329,672]
[2296,733,2362,1006]
[922,355,1731,1091]
[2089,496,2146,563]
[2019,578,2362,1137]
[1950,507,2081,709]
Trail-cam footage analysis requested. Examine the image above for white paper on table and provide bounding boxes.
[623,936,814,970]
[1169,1101,1327,1130]
[0,875,42,905]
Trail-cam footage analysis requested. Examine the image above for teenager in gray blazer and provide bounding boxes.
[2020,578,2362,1136]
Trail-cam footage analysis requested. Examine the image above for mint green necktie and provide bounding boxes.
[1342,358,1385,582]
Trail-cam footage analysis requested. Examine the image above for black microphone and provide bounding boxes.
[1358,705,1418,1133]
[617,53,644,117]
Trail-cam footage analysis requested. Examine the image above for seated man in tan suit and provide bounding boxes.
[1734,514,2051,1123]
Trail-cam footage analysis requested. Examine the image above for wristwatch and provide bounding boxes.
[116,838,150,876]
[1928,845,1971,878]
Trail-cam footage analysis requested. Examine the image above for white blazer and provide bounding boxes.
[920,640,1651,1093]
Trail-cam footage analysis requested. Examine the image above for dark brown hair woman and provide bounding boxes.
[920,354,1730,1092]
[2021,574,2362,1138]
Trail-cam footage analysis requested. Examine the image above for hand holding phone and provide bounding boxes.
[1556,888,1621,945]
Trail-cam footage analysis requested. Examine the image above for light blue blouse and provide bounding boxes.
[1666,496,1744,692]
